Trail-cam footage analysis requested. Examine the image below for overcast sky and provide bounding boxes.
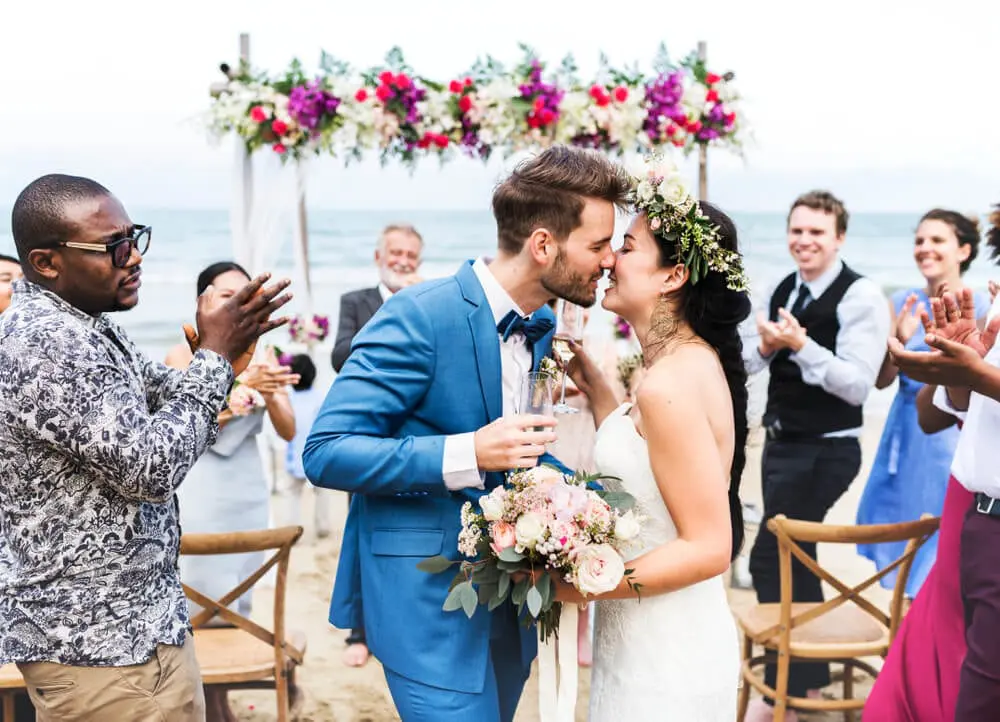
[1,0,995,212]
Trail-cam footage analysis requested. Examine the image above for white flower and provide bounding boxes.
[479,488,506,522]
[636,180,655,203]
[614,510,641,541]
[660,176,689,206]
[573,544,626,595]
[515,512,547,549]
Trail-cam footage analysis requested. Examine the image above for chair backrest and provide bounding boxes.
[179,526,305,666]
[763,514,939,645]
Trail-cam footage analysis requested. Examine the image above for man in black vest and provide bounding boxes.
[743,191,890,720]
[331,223,424,372]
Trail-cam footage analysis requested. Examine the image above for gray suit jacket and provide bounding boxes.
[331,287,384,372]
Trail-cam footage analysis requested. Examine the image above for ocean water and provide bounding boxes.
[2,207,995,416]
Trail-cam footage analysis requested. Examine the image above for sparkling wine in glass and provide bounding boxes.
[519,371,556,431]
[553,300,584,414]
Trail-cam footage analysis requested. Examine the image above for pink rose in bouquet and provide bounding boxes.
[419,465,641,641]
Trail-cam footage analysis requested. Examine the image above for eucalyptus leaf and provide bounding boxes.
[598,490,636,512]
[488,591,508,611]
[498,547,525,563]
[526,586,543,617]
[478,583,498,604]
[417,555,458,574]
[443,582,468,612]
[471,564,500,584]
[535,573,553,610]
[511,578,530,606]
[496,559,525,572]
[460,582,479,618]
[498,571,511,599]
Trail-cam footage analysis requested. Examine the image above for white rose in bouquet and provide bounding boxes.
[479,488,506,522]
[573,543,626,595]
[614,509,641,542]
[515,512,547,550]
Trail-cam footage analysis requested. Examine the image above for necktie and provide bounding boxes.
[497,309,554,345]
[790,285,811,317]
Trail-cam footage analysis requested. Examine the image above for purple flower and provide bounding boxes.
[288,80,341,135]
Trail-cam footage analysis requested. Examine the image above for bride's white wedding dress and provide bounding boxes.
[589,404,740,721]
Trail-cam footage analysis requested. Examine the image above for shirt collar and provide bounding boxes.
[795,258,843,300]
[377,282,393,302]
[11,278,108,329]
[472,257,526,326]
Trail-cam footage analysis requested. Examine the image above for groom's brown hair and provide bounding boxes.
[492,146,630,255]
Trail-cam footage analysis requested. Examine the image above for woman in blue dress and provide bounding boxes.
[857,209,988,597]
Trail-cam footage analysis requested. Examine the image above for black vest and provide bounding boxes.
[763,264,863,437]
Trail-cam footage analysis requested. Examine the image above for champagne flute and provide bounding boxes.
[552,300,584,414]
[519,372,556,432]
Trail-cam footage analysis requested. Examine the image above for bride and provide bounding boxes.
[558,157,751,721]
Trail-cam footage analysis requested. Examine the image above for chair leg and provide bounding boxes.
[843,661,855,722]
[737,634,752,722]
[276,665,289,722]
[774,649,790,720]
[2,693,13,722]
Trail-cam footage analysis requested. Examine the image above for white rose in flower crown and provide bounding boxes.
[636,180,656,203]
[614,509,641,541]
[660,175,689,206]
[479,488,506,522]
[573,543,626,595]
[515,512,547,550]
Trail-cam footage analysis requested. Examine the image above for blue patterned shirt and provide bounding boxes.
[0,280,233,666]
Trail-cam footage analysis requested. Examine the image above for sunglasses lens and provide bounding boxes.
[138,228,151,255]
[114,241,132,268]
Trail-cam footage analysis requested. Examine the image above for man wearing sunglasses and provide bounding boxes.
[0,174,292,722]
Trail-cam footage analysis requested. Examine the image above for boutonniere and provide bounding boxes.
[539,355,561,380]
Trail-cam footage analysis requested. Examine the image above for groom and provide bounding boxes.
[304,146,630,721]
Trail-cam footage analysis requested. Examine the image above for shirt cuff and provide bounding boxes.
[442,432,485,491]
[790,337,828,368]
[933,385,968,422]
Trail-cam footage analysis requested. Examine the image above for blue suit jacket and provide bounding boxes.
[303,260,560,693]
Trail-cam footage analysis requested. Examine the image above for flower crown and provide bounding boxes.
[626,154,749,292]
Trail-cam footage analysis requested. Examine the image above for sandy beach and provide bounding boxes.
[230,406,893,721]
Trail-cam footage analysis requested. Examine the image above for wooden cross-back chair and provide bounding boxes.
[735,513,940,722]
[181,525,306,722]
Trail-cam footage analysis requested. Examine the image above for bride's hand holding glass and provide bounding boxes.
[557,339,607,400]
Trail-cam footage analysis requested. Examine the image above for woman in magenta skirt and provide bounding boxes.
[863,382,972,720]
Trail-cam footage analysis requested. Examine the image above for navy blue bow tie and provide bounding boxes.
[497,310,554,345]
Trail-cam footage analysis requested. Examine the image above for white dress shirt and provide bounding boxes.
[741,259,890,437]
[934,293,1000,498]
[377,282,393,303]
[441,258,533,491]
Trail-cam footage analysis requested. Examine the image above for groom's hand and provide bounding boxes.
[474,415,557,471]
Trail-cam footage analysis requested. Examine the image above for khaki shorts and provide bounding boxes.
[17,636,206,722]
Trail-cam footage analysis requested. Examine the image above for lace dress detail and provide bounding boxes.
[589,404,740,721]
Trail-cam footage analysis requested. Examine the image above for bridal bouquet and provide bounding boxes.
[226,380,265,417]
[419,465,641,641]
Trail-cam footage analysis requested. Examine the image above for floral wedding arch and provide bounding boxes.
[204,36,747,319]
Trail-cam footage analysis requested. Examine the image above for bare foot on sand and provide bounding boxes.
[343,643,371,668]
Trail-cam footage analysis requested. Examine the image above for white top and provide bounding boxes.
[377,282,393,303]
[741,259,890,437]
[934,293,1000,498]
[440,258,533,491]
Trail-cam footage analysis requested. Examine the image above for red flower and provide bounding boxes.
[725,112,737,125]
[433,134,449,148]
[449,80,463,93]
[538,108,556,126]
[464,77,473,87]
[458,94,473,113]
[705,72,722,84]
[589,84,604,100]
[273,143,287,154]
[379,71,394,85]
[665,124,678,137]
[376,85,393,101]
[687,119,702,133]
[354,88,368,102]
[706,89,719,103]
[271,120,288,136]
[394,73,411,89]
[672,138,684,147]
[533,97,545,111]
[249,106,268,123]
[417,135,432,149]
[527,114,542,129]
[595,93,610,107]
[613,86,629,103]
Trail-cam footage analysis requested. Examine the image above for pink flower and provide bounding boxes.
[548,519,578,551]
[572,544,626,595]
[490,521,517,555]
[548,484,589,521]
[249,106,268,123]
[585,498,612,527]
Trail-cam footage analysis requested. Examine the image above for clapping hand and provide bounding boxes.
[888,288,1000,386]
[756,308,808,355]
[894,293,925,345]
[185,274,292,376]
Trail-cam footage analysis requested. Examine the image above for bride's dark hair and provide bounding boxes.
[651,202,752,560]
